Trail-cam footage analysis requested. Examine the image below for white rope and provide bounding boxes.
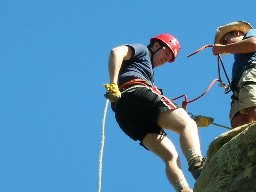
[98,99,109,192]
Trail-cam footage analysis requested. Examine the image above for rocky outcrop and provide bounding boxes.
[194,122,256,192]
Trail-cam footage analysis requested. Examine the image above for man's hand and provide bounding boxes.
[212,44,226,55]
[103,83,121,102]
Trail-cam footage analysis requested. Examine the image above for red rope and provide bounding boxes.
[172,79,221,109]
[217,55,231,90]
[172,44,231,109]
[187,44,213,57]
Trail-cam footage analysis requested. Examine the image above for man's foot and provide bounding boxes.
[188,156,206,179]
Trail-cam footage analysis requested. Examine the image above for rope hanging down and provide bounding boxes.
[98,99,109,192]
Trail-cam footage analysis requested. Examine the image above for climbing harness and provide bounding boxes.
[98,99,109,192]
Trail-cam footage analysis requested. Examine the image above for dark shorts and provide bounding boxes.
[114,86,179,143]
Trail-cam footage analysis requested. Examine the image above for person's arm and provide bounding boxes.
[103,45,134,102]
[212,36,256,55]
[108,45,134,84]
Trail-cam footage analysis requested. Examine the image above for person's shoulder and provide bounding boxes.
[126,43,147,49]
[125,43,148,56]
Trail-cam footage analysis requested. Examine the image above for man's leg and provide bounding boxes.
[156,108,204,179]
[157,108,200,155]
[142,133,192,192]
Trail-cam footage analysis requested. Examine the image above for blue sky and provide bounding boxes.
[1,1,255,192]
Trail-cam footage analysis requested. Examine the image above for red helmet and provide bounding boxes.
[150,34,180,63]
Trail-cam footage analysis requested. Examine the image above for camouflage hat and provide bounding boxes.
[214,21,253,44]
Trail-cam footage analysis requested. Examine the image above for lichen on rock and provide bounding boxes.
[194,122,256,192]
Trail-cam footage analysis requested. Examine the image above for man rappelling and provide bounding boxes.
[104,33,206,192]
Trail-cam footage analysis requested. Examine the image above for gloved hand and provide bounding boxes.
[103,83,121,102]
[191,115,214,127]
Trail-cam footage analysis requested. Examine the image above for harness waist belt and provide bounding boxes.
[119,79,149,91]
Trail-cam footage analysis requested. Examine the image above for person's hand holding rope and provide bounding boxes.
[103,83,121,102]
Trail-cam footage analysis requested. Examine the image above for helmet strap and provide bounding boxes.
[147,43,163,65]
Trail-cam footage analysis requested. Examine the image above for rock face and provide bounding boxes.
[194,122,256,192]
